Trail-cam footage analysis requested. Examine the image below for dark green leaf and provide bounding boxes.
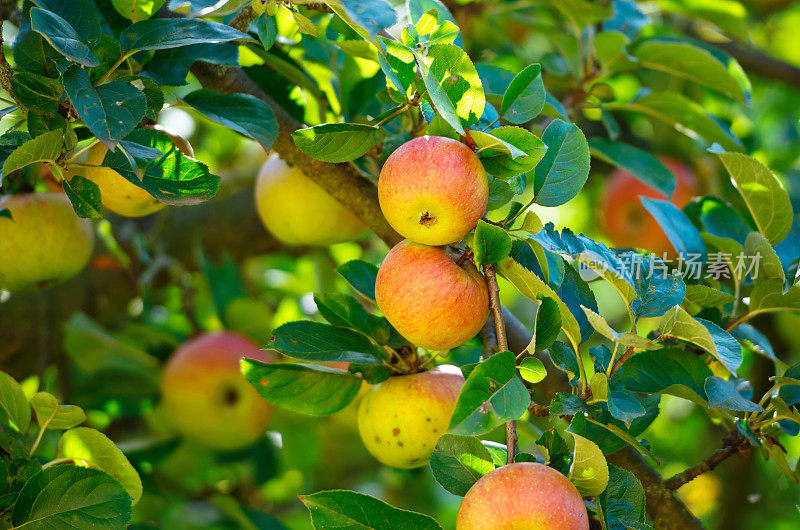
[599,465,652,530]
[429,434,495,496]
[10,72,62,114]
[145,43,239,86]
[450,351,531,435]
[478,126,547,179]
[533,119,590,207]
[257,14,277,51]
[292,123,377,163]
[118,76,164,122]
[242,360,362,416]
[314,292,391,343]
[301,490,441,530]
[183,89,277,151]
[629,253,687,319]
[326,0,398,40]
[62,175,102,219]
[640,198,707,262]
[500,64,544,123]
[588,138,675,198]
[336,260,379,301]
[63,66,146,149]
[11,466,131,529]
[120,18,251,52]
[30,8,99,67]
[614,348,711,405]
[2,129,63,176]
[537,429,571,475]
[269,321,383,364]
[473,220,511,264]
[705,376,763,412]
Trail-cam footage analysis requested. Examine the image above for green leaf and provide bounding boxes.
[257,14,278,51]
[640,197,707,261]
[10,72,62,114]
[11,466,132,529]
[242,360,362,416]
[566,429,609,496]
[500,64,545,123]
[581,306,659,351]
[518,357,547,383]
[710,147,793,245]
[0,371,31,433]
[659,306,742,374]
[269,321,383,364]
[588,138,675,198]
[632,39,747,102]
[533,119,590,207]
[292,123,377,163]
[324,0,398,40]
[29,392,85,430]
[63,66,146,150]
[314,292,391,343]
[614,348,711,406]
[415,42,485,132]
[429,434,495,496]
[62,175,102,220]
[705,376,763,412]
[300,490,441,530]
[337,260,379,301]
[111,0,167,22]
[2,129,63,176]
[450,351,531,435]
[118,76,164,122]
[30,8,99,67]
[473,220,511,264]
[683,285,735,314]
[120,18,252,52]
[183,89,277,152]
[599,465,652,530]
[478,126,547,179]
[292,10,318,37]
[58,427,142,504]
[102,128,220,205]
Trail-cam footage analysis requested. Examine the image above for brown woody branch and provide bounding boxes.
[664,435,746,491]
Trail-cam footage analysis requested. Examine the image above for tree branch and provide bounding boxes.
[0,22,20,108]
[664,435,746,491]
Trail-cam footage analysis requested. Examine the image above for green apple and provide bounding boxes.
[358,365,464,469]
[161,332,273,451]
[0,192,94,291]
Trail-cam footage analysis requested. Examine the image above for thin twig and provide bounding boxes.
[483,263,517,464]
[664,435,746,490]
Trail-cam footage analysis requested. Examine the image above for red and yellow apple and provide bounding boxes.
[602,157,697,256]
[0,192,94,291]
[255,154,366,245]
[375,239,489,351]
[357,365,464,468]
[379,136,488,246]
[456,462,589,529]
[161,332,273,451]
[84,125,193,218]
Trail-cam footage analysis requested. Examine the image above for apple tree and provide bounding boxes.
[0,0,799,528]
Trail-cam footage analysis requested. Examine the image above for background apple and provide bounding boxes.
[358,365,464,469]
[0,192,94,291]
[602,158,697,256]
[375,240,489,350]
[379,136,488,246]
[456,462,589,529]
[255,154,366,245]
[161,332,273,451]
[84,125,194,218]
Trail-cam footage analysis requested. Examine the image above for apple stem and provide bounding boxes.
[482,263,518,464]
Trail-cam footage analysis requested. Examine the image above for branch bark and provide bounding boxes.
[664,435,745,491]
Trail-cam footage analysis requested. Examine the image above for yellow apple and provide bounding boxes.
[379,136,488,246]
[84,125,193,218]
[0,192,94,291]
[161,332,273,451]
[375,239,489,350]
[358,365,464,468]
[255,154,366,245]
[456,462,589,529]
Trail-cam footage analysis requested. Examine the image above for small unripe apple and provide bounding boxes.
[0,192,94,291]
[161,332,273,451]
[255,154,366,245]
[84,125,194,218]
[602,157,697,256]
[456,462,589,529]
[379,136,488,246]
[375,240,489,350]
[358,365,464,468]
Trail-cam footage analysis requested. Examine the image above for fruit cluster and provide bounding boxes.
[356,136,491,470]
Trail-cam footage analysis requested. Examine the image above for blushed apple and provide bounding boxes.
[602,157,697,256]
[84,125,194,218]
[161,332,273,451]
[358,365,464,469]
[255,154,366,245]
[379,136,488,246]
[0,192,94,291]
[375,239,489,351]
[456,462,589,529]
